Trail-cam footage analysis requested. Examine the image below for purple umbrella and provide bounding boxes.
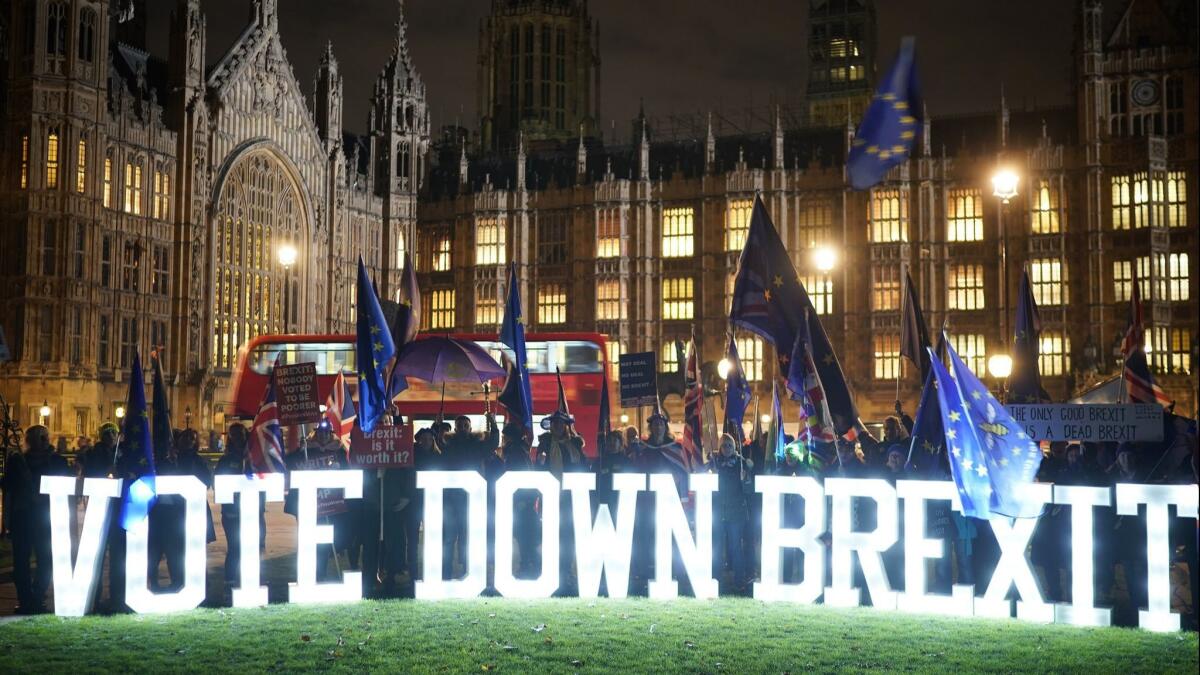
[392,336,506,384]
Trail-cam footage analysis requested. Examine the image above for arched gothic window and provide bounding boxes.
[78,8,96,63]
[211,152,305,370]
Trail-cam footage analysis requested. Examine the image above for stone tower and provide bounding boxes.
[477,0,601,151]
[806,0,876,127]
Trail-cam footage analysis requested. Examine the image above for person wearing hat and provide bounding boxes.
[79,421,127,609]
[440,412,498,579]
[628,405,684,592]
[78,423,119,479]
[536,408,586,595]
[711,433,754,594]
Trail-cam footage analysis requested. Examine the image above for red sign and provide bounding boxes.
[275,362,321,426]
[349,423,414,468]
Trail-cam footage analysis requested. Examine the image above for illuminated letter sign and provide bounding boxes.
[1116,483,1199,632]
[42,476,121,617]
[977,483,1054,622]
[896,480,974,616]
[1052,484,1111,627]
[753,475,825,604]
[125,475,209,614]
[213,473,285,608]
[564,473,645,599]
[648,473,718,600]
[494,471,560,598]
[824,478,899,610]
[289,470,364,604]
[415,471,488,600]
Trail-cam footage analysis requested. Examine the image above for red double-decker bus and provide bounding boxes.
[227,332,611,457]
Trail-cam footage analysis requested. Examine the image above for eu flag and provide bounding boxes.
[730,197,863,439]
[906,332,947,476]
[847,38,922,190]
[498,262,533,432]
[497,354,531,432]
[899,269,932,382]
[723,335,752,434]
[386,252,421,400]
[356,256,396,433]
[1008,270,1049,403]
[930,341,1044,520]
[768,380,786,463]
[120,351,156,530]
[150,351,173,462]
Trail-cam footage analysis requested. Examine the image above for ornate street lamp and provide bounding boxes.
[991,168,1020,204]
[813,246,838,273]
[39,400,51,423]
[278,243,298,332]
[717,357,733,380]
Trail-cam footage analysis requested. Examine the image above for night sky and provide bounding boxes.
[145,1,1076,138]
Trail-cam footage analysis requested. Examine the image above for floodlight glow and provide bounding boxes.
[1052,484,1111,627]
[214,473,285,608]
[114,405,126,419]
[494,471,560,598]
[717,358,732,380]
[39,401,51,419]
[977,483,1052,622]
[987,354,1013,380]
[753,475,825,604]
[288,470,363,604]
[812,246,838,272]
[43,476,120,617]
[125,475,208,614]
[415,471,488,600]
[896,480,974,616]
[648,473,718,600]
[991,168,1019,202]
[1116,483,1199,632]
[824,478,899,610]
[564,473,645,599]
[277,243,298,268]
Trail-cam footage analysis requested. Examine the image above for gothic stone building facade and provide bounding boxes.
[0,0,427,437]
[420,0,1198,425]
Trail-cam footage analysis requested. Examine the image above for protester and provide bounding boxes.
[77,423,118,479]
[711,433,753,593]
[2,425,70,614]
[439,412,498,579]
[537,409,586,595]
[147,430,184,591]
[500,422,539,578]
[1106,444,1147,625]
[214,423,258,599]
[284,422,347,581]
[381,425,439,595]
[174,428,217,546]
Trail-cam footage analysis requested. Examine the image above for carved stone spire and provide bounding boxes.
[459,143,469,187]
[516,132,527,192]
[576,124,587,179]
[705,112,715,174]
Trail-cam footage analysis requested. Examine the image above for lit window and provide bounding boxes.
[19,134,29,189]
[475,287,499,327]
[736,335,764,382]
[660,342,682,373]
[102,155,112,208]
[796,199,833,249]
[596,278,625,321]
[1166,327,1192,374]
[432,235,451,272]
[1159,252,1189,302]
[537,283,567,325]
[946,188,983,242]
[475,216,506,265]
[1030,258,1065,306]
[75,138,87,193]
[870,265,900,312]
[951,333,987,377]
[799,273,833,315]
[1162,171,1187,228]
[1039,331,1071,377]
[153,169,170,220]
[661,207,694,258]
[428,289,455,330]
[1030,178,1061,234]
[121,241,140,292]
[1111,173,1149,230]
[1113,257,1151,303]
[606,340,623,376]
[661,277,694,320]
[870,189,908,242]
[725,199,752,252]
[873,333,901,380]
[46,131,60,189]
[947,264,985,310]
[124,161,143,215]
[597,207,622,258]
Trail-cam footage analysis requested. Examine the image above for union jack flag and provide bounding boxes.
[324,370,357,457]
[247,360,287,474]
[1121,272,1170,407]
[681,337,704,470]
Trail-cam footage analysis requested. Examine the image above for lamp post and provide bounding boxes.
[992,168,1019,353]
[988,353,1013,398]
[813,246,838,273]
[39,400,51,426]
[277,243,298,333]
[114,405,126,421]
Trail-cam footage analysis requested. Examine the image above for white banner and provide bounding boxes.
[1005,404,1163,443]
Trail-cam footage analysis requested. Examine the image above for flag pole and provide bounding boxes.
[895,261,905,405]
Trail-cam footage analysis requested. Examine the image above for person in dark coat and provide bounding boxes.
[214,423,258,599]
[147,432,184,591]
[440,413,498,579]
[711,433,754,593]
[2,425,70,614]
[174,428,216,545]
[381,426,440,595]
[537,410,587,594]
[1106,444,1147,625]
[499,422,539,578]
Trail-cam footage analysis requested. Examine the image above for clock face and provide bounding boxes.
[1131,79,1160,107]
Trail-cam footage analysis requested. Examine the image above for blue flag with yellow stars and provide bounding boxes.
[498,262,533,432]
[120,350,157,530]
[356,256,396,433]
[723,335,752,436]
[847,38,922,190]
[729,197,864,440]
[930,340,1044,520]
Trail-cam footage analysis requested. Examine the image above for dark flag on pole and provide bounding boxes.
[729,197,865,440]
[386,252,420,400]
[497,354,531,432]
[597,374,612,457]
[1008,269,1049,403]
[900,269,932,382]
[499,262,534,432]
[846,38,922,191]
[906,332,947,475]
[723,335,752,439]
[119,351,156,530]
[355,256,396,433]
[1120,268,1171,407]
[149,350,174,463]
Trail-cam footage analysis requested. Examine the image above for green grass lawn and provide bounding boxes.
[0,598,1196,673]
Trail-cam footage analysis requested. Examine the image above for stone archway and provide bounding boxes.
[209,148,310,371]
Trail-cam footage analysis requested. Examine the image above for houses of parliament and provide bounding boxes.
[0,0,1196,441]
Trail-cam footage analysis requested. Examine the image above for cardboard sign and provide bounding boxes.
[290,457,348,517]
[618,351,659,407]
[1006,403,1163,443]
[349,423,414,468]
[275,362,321,426]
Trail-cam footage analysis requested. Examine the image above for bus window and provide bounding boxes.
[475,339,602,374]
[247,342,356,375]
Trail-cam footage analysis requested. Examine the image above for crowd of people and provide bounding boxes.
[0,403,1196,630]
